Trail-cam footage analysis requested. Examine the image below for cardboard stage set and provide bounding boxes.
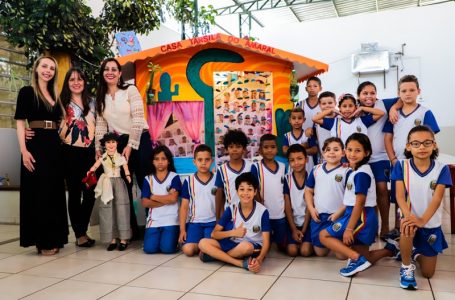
[117,33,328,172]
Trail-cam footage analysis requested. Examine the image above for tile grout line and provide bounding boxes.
[345,277,353,300]
[428,278,436,300]
[15,244,144,299]
[259,255,296,299]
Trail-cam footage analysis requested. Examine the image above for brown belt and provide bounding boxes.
[29,120,58,129]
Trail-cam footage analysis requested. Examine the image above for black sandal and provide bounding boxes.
[118,242,128,251]
[107,243,117,251]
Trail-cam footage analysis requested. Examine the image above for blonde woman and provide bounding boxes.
[14,56,68,255]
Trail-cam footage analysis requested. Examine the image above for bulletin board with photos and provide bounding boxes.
[213,71,273,164]
[157,112,205,158]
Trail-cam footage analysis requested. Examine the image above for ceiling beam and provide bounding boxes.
[284,0,303,22]
[216,0,331,16]
[331,0,339,17]
[232,0,264,27]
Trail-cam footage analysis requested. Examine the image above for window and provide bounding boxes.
[0,34,30,128]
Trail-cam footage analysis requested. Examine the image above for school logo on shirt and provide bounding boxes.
[414,118,422,126]
[346,183,353,190]
[211,187,218,195]
[335,174,343,182]
[281,176,285,184]
[427,234,437,245]
[166,185,171,192]
[356,126,362,132]
[428,180,437,190]
[253,225,261,233]
[332,222,342,232]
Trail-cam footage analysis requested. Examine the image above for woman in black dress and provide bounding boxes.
[15,56,68,255]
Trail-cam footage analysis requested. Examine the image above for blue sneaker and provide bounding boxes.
[395,247,419,262]
[381,229,400,242]
[339,255,372,277]
[400,264,418,290]
[384,239,400,258]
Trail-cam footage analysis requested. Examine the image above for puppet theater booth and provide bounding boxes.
[117,33,328,173]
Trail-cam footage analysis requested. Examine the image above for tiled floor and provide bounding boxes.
[0,196,454,299]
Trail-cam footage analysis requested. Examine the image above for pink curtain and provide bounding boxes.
[172,101,204,144]
[147,102,173,146]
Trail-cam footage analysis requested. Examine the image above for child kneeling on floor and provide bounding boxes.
[199,172,270,273]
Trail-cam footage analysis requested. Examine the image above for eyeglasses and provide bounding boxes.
[408,140,434,148]
[103,68,119,72]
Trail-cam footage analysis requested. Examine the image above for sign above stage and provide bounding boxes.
[117,33,328,83]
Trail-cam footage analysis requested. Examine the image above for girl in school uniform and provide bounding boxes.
[305,137,349,257]
[392,125,452,290]
[141,145,182,254]
[312,93,384,146]
[319,133,397,277]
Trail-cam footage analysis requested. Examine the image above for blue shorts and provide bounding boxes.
[270,217,290,249]
[326,206,378,246]
[413,227,448,257]
[219,238,262,253]
[369,160,391,183]
[143,225,179,254]
[184,221,216,244]
[311,213,332,248]
[288,224,312,244]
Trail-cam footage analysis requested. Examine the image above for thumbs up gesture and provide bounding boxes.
[234,222,247,238]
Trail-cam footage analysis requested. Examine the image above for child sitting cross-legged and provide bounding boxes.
[199,172,270,273]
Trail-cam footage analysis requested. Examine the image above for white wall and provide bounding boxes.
[253,2,455,153]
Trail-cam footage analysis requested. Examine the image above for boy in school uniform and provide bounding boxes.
[284,144,313,257]
[179,144,217,256]
[252,134,288,251]
[384,75,440,164]
[296,76,322,132]
[199,172,271,273]
[313,91,337,159]
[215,130,252,219]
[282,107,318,174]
[383,75,440,235]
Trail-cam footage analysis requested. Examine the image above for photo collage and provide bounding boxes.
[213,71,273,164]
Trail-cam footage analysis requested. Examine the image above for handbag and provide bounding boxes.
[82,171,97,189]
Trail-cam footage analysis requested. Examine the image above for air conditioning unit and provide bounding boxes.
[351,43,390,74]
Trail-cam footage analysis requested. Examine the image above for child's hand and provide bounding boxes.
[400,219,417,238]
[309,207,320,222]
[248,257,263,273]
[305,127,314,137]
[389,106,399,124]
[343,229,354,246]
[126,176,132,183]
[233,222,247,238]
[349,107,363,118]
[332,108,341,115]
[292,229,303,242]
[178,231,186,244]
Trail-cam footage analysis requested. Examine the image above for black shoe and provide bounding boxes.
[107,243,117,251]
[86,236,96,246]
[118,242,128,251]
[76,241,93,248]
